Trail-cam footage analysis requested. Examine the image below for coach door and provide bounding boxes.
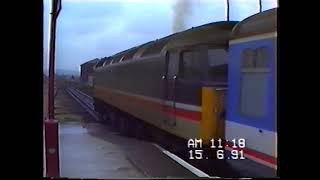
[162,51,179,126]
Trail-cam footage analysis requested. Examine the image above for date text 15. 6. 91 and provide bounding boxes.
[187,138,246,160]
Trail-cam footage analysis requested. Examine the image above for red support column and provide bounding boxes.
[44,120,60,177]
[45,0,62,178]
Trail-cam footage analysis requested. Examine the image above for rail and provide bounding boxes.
[66,87,99,121]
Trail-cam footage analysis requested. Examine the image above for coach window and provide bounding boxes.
[180,51,201,81]
[240,47,269,118]
[241,49,255,68]
[208,49,228,82]
[255,47,268,68]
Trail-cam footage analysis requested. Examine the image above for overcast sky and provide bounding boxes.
[43,0,277,74]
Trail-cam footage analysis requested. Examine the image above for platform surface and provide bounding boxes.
[59,122,196,179]
[59,122,144,179]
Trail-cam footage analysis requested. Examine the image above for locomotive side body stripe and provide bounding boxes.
[94,86,201,122]
[175,102,201,112]
[102,87,202,113]
[225,145,277,169]
[225,120,277,158]
[94,86,200,139]
[225,120,277,170]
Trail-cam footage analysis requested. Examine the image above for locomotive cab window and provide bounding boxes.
[240,47,269,118]
[179,51,201,81]
[208,49,228,82]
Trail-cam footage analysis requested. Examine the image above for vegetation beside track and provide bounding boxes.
[55,78,86,123]
[43,76,89,123]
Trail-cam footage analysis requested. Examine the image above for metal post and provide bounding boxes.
[45,0,62,178]
[48,0,57,120]
[226,0,230,21]
[259,0,262,13]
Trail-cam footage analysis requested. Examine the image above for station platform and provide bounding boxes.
[58,121,197,179]
[59,122,143,178]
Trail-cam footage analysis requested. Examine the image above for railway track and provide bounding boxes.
[65,87,227,178]
[66,87,100,121]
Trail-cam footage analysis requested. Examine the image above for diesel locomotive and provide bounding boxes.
[84,8,277,178]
